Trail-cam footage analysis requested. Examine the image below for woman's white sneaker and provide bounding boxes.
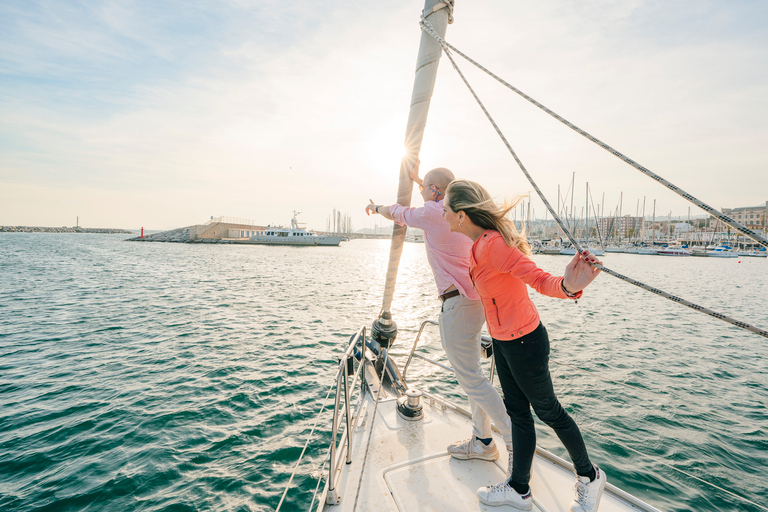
[570,466,607,512]
[477,479,533,510]
[447,437,499,461]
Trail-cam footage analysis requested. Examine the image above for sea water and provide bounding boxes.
[1,233,766,512]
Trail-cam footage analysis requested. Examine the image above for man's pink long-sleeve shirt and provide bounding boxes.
[389,200,479,300]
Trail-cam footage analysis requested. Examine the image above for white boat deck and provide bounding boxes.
[322,387,661,512]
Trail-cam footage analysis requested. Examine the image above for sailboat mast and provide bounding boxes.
[618,192,623,244]
[585,182,589,243]
[569,172,575,232]
[379,0,451,317]
[526,194,531,237]
[601,192,605,238]
[557,184,561,238]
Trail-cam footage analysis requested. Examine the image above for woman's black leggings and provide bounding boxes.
[493,322,592,486]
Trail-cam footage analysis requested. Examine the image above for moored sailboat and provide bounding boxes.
[706,245,739,258]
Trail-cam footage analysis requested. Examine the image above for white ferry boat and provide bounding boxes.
[248,212,342,246]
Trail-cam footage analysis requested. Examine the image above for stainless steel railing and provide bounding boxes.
[402,319,496,383]
[325,326,368,505]
[322,320,496,507]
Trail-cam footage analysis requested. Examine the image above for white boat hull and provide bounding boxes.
[707,247,739,258]
[657,248,691,256]
[560,247,605,256]
[247,236,342,246]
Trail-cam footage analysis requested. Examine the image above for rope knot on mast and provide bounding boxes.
[424,0,454,24]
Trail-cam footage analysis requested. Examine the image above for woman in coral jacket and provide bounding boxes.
[443,179,605,512]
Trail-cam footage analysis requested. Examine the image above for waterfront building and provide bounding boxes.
[722,201,768,230]
[190,216,267,240]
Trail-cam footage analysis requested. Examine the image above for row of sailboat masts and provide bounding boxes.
[545,173,681,245]
[532,197,753,247]
[525,174,698,246]
[326,208,355,236]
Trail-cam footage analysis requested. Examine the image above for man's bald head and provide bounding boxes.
[424,167,455,190]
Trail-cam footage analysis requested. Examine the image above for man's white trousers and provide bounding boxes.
[438,294,512,445]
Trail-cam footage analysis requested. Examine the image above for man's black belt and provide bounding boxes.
[439,289,461,302]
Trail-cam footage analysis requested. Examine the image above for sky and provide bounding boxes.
[1,0,767,231]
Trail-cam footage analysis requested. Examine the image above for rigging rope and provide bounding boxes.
[419,18,768,340]
[428,0,454,24]
[419,21,768,251]
[308,455,330,511]
[274,378,336,512]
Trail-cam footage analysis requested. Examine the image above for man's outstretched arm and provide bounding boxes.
[366,200,393,221]
[365,159,422,221]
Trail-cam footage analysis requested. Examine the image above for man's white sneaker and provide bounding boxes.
[570,466,607,512]
[477,479,533,510]
[447,437,499,461]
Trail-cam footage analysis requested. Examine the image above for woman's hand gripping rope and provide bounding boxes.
[563,250,602,295]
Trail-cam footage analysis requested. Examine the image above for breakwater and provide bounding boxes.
[126,226,240,244]
[125,226,382,243]
[0,225,133,234]
[126,226,194,243]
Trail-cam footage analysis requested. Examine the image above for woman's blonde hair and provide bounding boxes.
[445,179,531,255]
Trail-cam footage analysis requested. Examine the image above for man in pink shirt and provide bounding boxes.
[366,163,513,465]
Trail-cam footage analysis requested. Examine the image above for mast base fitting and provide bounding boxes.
[481,339,493,358]
[397,389,424,421]
[372,311,398,349]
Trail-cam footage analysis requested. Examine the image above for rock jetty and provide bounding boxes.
[127,226,202,243]
[0,226,134,234]
[125,226,244,244]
